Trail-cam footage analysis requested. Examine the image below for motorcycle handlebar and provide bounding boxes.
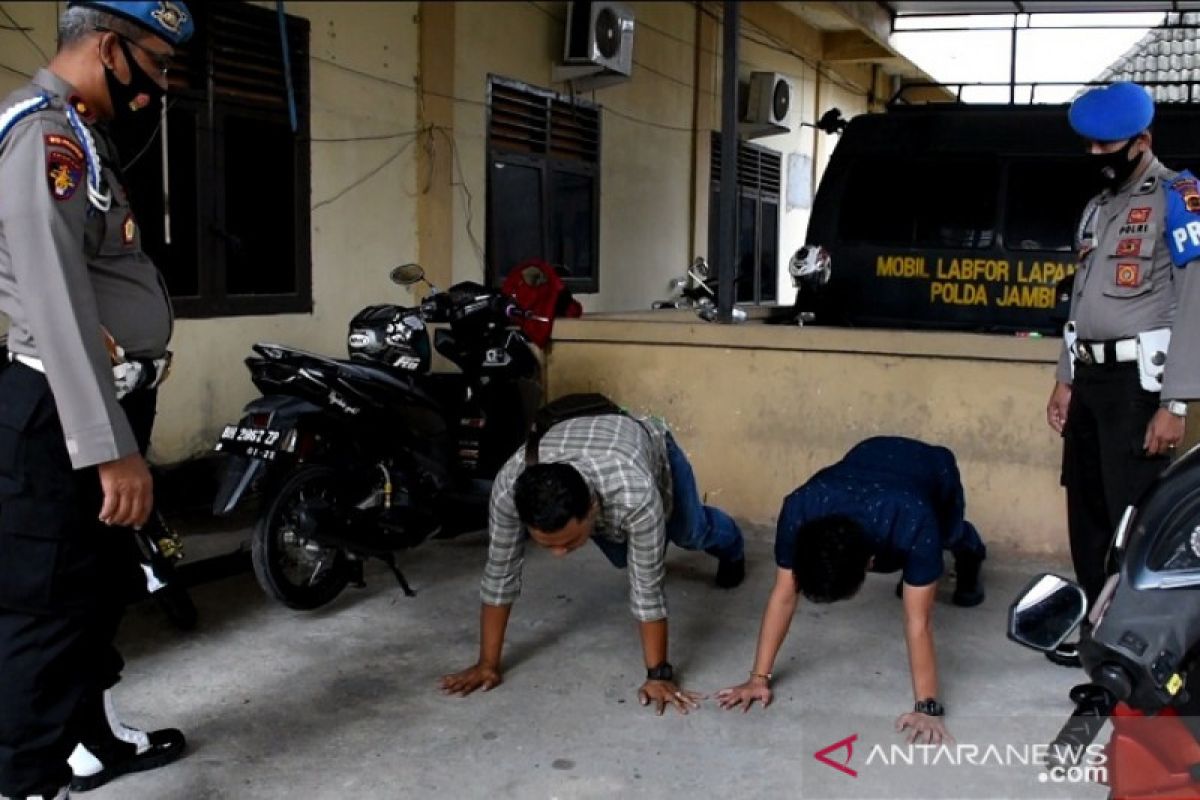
[1046,684,1118,769]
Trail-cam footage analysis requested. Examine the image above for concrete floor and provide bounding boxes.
[89,530,1105,800]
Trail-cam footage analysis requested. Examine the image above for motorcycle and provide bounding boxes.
[211,264,544,609]
[652,258,747,323]
[1008,444,1200,798]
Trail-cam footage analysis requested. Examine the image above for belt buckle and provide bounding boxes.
[1074,342,1094,365]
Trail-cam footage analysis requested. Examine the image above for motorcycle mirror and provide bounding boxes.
[389,263,426,287]
[691,257,711,279]
[668,277,688,291]
[1007,573,1088,652]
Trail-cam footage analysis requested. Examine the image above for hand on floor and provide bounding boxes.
[638,680,704,716]
[439,662,502,696]
[895,711,952,745]
[715,678,773,712]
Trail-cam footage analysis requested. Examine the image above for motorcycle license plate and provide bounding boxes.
[214,425,287,461]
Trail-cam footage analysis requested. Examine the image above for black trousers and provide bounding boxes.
[1062,362,1167,606]
[0,363,156,798]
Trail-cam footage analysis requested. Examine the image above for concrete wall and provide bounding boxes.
[546,317,1071,556]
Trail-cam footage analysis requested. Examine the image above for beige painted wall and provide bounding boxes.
[452,1,873,313]
[546,318,1071,556]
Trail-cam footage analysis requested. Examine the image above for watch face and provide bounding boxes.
[916,699,944,716]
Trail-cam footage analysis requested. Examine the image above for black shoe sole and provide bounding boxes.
[952,590,985,607]
[70,741,186,792]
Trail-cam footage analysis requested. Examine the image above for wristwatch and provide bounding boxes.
[914,698,945,717]
[1163,400,1188,418]
[646,661,674,682]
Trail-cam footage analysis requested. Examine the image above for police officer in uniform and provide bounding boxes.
[1045,82,1200,667]
[0,3,192,798]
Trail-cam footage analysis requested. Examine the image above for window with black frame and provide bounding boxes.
[709,134,781,305]
[837,156,998,250]
[112,2,311,318]
[1004,159,1100,252]
[486,77,600,293]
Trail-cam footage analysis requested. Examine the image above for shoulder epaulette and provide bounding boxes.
[0,94,51,148]
[0,92,111,212]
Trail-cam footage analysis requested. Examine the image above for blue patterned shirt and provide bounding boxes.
[774,437,974,587]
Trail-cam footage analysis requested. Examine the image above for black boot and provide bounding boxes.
[68,691,185,792]
[952,550,985,607]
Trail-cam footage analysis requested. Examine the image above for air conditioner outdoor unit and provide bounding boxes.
[741,71,792,139]
[552,1,635,89]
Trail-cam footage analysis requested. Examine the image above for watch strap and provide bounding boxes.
[914,698,945,717]
[646,661,674,682]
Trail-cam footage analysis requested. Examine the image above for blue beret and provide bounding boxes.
[69,1,193,46]
[1069,82,1155,142]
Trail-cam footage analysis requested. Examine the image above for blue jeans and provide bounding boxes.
[592,434,744,568]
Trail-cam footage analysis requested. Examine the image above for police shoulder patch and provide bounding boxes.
[46,149,82,201]
[45,133,84,162]
[1167,170,1200,267]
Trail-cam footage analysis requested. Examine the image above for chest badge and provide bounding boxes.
[1116,237,1143,257]
[122,213,136,246]
[1116,262,1142,288]
[1128,207,1152,224]
[46,151,82,201]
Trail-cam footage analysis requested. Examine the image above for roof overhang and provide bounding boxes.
[885,2,1200,17]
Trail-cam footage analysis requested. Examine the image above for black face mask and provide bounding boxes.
[103,37,165,120]
[1090,137,1142,190]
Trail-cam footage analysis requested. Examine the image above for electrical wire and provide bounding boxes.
[0,5,48,62]
[602,104,695,133]
[0,61,31,79]
[310,132,419,213]
[310,54,488,108]
[432,125,485,267]
[311,129,423,143]
[120,97,180,171]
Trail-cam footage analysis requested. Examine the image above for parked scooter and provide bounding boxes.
[1008,444,1200,798]
[652,258,747,322]
[211,264,544,609]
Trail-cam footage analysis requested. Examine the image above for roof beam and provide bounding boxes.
[822,30,894,62]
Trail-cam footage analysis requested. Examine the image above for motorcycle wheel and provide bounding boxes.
[252,465,352,610]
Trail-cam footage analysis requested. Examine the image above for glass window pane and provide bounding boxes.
[913,159,997,249]
[737,195,756,303]
[224,115,297,295]
[116,104,201,297]
[549,169,595,282]
[759,201,778,303]
[489,159,543,281]
[1004,159,1099,251]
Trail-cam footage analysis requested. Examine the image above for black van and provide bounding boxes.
[804,103,1200,334]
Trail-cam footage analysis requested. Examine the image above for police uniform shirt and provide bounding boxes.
[0,69,172,468]
[1056,158,1200,401]
[774,437,977,587]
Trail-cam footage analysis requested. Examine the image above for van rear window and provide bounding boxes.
[837,157,998,249]
[1003,159,1097,252]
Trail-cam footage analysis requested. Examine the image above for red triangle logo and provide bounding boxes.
[814,733,859,778]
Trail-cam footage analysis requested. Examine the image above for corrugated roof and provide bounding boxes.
[1092,12,1200,101]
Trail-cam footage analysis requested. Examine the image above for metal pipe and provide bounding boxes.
[717,0,739,323]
